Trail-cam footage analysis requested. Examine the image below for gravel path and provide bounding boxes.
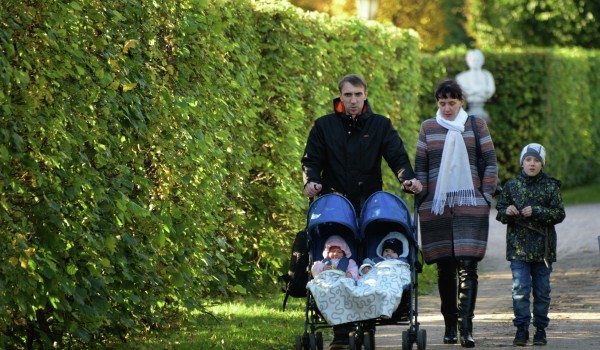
[373,203,600,349]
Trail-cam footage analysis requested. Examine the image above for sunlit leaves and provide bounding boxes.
[122,39,138,53]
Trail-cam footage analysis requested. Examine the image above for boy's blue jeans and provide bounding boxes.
[510,259,552,329]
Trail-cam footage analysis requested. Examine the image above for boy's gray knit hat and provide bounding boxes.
[520,143,546,166]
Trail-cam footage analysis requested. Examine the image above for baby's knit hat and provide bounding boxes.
[382,238,403,256]
[520,143,546,167]
[328,245,341,253]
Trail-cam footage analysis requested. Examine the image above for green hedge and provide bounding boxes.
[5,0,598,347]
[432,48,600,186]
[0,0,422,347]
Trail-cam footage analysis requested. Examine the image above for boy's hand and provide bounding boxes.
[520,206,533,217]
[506,205,520,216]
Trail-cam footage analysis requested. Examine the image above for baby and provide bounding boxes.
[373,232,409,264]
[311,235,358,279]
[358,258,375,277]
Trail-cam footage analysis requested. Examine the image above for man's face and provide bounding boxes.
[340,82,367,116]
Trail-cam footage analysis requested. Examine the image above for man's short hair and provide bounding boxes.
[338,74,367,92]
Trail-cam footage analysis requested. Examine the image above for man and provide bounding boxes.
[302,74,421,211]
[301,74,421,349]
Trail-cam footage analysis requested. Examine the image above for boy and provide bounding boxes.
[496,143,566,346]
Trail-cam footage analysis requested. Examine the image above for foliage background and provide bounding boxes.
[291,0,600,51]
[290,0,475,52]
[468,0,600,49]
[435,47,600,185]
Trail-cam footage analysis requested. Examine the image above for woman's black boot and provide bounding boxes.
[458,259,478,348]
[459,318,475,348]
[443,315,458,344]
[437,260,459,344]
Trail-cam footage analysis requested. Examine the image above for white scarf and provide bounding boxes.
[431,107,477,214]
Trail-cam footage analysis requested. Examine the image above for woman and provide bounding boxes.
[415,79,498,348]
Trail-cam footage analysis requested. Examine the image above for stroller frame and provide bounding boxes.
[294,192,427,350]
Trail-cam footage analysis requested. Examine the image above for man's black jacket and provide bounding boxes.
[302,98,415,213]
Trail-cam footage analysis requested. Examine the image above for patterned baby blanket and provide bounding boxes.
[306,260,411,325]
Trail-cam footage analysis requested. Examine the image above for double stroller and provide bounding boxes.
[293,191,427,350]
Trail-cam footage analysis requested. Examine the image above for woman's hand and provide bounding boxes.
[403,178,423,194]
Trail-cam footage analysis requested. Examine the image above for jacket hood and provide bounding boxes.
[519,171,562,187]
[376,232,409,259]
[323,235,352,258]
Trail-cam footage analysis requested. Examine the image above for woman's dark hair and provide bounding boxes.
[434,79,464,101]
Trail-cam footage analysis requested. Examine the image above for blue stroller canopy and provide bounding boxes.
[359,191,416,243]
[306,194,359,238]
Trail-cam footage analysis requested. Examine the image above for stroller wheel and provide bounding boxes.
[309,333,317,350]
[348,332,357,350]
[316,332,323,350]
[363,331,374,350]
[417,329,427,350]
[402,330,413,350]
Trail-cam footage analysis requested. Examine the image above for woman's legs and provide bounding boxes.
[437,259,459,344]
[458,259,478,348]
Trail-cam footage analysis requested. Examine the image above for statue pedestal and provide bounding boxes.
[467,102,489,123]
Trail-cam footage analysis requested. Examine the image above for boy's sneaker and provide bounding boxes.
[513,326,529,346]
[533,327,547,345]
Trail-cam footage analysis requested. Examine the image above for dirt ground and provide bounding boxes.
[374,203,600,349]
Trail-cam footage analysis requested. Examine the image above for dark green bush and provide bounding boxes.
[468,0,600,49]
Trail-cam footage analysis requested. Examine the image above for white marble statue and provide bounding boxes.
[456,49,495,122]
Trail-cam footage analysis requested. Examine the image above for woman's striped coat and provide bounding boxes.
[415,116,498,264]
